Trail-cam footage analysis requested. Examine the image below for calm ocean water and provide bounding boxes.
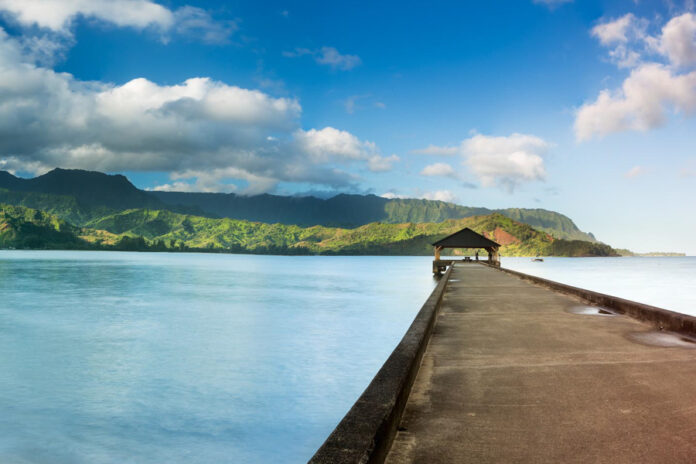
[503,256,696,317]
[0,251,437,464]
[1,252,694,463]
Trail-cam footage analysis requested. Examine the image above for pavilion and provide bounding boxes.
[432,227,501,274]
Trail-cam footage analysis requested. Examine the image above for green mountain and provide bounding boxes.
[80,208,617,257]
[0,169,596,242]
[151,192,596,242]
[0,203,617,256]
[0,204,88,249]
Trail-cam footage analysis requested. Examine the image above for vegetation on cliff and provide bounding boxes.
[0,204,87,249]
[0,203,619,256]
[0,168,596,242]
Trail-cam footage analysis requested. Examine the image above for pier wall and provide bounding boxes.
[309,265,454,464]
[492,264,696,336]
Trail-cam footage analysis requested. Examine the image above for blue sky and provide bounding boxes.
[0,0,694,253]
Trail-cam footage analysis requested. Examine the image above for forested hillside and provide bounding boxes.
[0,203,618,256]
[0,168,597,242]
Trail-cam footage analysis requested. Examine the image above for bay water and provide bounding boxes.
[0,251,436,463]
[502,256,696,317]
[1,251,694,463]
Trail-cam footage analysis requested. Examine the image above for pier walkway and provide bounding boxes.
[385,263,696,463]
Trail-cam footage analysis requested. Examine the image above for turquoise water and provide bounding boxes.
[0,251,437,463]
[503,256,696,317]
[2,252,695,463]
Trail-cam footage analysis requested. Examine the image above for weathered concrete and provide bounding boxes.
[309,265,453,464]
[386,263,696,464]
[496,264,696,336]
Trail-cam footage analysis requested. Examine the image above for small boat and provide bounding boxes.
[532,257,544,262]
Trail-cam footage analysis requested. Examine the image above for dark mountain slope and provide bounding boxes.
[0,168,162,210]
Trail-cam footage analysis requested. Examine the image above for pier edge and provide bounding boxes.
[308,264,454,464]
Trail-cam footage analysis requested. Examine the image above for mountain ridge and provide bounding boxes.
[0,203,618,257]
[0,168,596,242]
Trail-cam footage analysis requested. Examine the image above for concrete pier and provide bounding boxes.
[385,263,696,463]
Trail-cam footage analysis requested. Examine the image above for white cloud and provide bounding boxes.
[294,127,377,162]
[0,0,235,44]
[381,190,459,203]
[420,190,459,203]
[0,29,380,193]
[624,165,646,178]
[410,144,459,156]
[409,134,548,192]
[380,192,408,200]
[463,134,549,192]
[167,167,277,195]
[659,13,696,68]
[420,162,458,178]
[368,154,399,172]
[283,46,361,70]
[0,0,174,32]
[590,12,696,69]
[580,12,696,139]
[575,63,696,140]
[592,13,643,45]
[592,14,649,68]
[150,180,238,193]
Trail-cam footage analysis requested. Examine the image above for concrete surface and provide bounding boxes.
[385,263,696,464]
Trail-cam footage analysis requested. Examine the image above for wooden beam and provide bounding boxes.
[434,246,443,261]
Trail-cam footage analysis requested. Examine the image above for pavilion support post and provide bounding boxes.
[434,246,443,261]
[491,247,500,267]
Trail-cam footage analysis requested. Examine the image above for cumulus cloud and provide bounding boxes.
[592,13,645,46]
[591,13,648,68]
[0,29,381,193]
[0,0,172,31]
[659,13,696,68]
[283,46,361,70]
[575,64,696,140]
[420,190,459,203]
[0,0,235,44]
[463,134,548,192]
[380,192,408,200]
[420,162,458,178]
[149,180,236,193]
[294,127,377,162]
[410,133,549,192]
[579,13,696,139]
[380,190,460,203]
